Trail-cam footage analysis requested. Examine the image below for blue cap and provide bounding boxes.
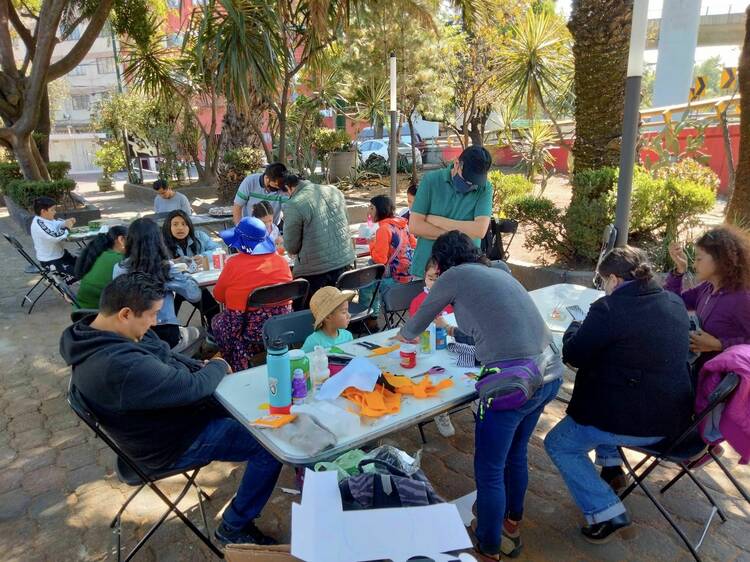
[219,217,276,255]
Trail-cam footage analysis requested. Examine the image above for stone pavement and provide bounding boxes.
[0,182,749,561]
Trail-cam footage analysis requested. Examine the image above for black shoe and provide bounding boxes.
[214,521,278,546]
[581,512,634,544]
[600,466,628,494]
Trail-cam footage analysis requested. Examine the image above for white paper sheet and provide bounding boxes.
[451,490,477,527]
[315,357,381,401]
[291,469,473,562]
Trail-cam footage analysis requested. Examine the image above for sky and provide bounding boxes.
[555,0,742,66]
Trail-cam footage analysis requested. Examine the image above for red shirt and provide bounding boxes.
[213,253,293,311]
[409,289,454,317]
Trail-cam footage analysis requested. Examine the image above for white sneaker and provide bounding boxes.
[434,413,455,437]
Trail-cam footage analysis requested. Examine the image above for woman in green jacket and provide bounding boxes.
[73,226,128,309]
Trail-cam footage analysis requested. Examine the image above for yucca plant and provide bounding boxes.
[513,120,557,188]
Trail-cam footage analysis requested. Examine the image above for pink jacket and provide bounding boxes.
[696,345,750,464]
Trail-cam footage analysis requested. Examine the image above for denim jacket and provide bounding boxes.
[113,260,201,326]
[173,230,221,258]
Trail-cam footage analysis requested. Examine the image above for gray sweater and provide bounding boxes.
[154,191,192,215]
[401,263,552,365]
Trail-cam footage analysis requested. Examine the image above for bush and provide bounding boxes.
[563,168,618,262]
[313,128,352,160]
[506,195,572,264]
[488,171,534,217]
[47,161,71,181]
[94,141,126,179]
[362,153,388,175]
[653,158,720,192]
[0,162,22,194]
[6,178,76,210]
[222,147,265,173]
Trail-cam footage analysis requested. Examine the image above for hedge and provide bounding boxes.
[5,178,77,210]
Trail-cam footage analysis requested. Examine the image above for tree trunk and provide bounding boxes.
[37,87,51,163]
[216,101,263,204]
[407,112,418,185]
[569,0,633,172]
[15,133,41,179]
[374,115,384,140]
[726,6,750,224]
[468,115,483,147]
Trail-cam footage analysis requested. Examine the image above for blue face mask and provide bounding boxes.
[452,173,475,194]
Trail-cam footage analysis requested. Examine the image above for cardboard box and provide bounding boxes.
[225,544,299,562]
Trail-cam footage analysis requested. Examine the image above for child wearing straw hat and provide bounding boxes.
[302,286,356,352]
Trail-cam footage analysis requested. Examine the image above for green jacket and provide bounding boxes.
[283,180,355,276]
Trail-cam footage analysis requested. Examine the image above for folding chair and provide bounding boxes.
[2,232,79,312]
[262,310,315,349]
[67,383,222,561]
[381,279,425,329]
[336,264,385,334]
[481,218,518,261]
[617,372,741,561]
[244,279,309,365]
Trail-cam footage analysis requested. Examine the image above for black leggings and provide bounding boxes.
[152,324,181,348]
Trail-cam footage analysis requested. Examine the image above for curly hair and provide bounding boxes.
[695,225,750,292]
[431,230,490,273]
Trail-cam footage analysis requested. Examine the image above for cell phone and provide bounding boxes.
[566,305,585,322]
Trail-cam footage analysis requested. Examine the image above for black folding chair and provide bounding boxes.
[381,279,425,329]
[243,279,309,365]
[481,218,518,261]
[262,310,315,350]
[2,231,79,312]
[66,383,222,561]
[617,372,741,561]
[336,264,385,334]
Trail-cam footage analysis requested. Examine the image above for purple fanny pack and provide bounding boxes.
[475,358,543,414]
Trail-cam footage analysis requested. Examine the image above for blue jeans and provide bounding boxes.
[544,416,662,524]
[169,417,282,531]
[474,378,562,554]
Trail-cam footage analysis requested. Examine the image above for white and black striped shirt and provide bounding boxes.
[30,216,69,262]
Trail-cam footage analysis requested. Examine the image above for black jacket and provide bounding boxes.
[563,279,694,439]
[60,318,227,470]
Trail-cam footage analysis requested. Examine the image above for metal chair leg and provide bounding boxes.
[418,422,427,444]
[111,484,146,528]
[711,452,750,504]
[681,466,727,522]
[660,467,689,494]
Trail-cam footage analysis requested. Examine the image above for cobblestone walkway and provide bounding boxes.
[0,184,748,561]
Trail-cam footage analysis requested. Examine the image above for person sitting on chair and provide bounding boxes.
[30,196,77,277]
[59,272,282,546]
[153,179,193,215]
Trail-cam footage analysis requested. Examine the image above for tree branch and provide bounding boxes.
[47,0,114,81]
[61,12,88,41]
[0,1,19,78]
[7,0,34,56]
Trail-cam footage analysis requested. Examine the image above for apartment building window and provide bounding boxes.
[59,24,81,41]
[69,65,86,77]
[97,57,115,74]
[71,94,90,111]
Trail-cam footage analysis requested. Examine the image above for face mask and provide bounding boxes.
[452,173,475,194]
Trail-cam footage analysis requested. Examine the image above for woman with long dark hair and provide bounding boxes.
[74,226,128,309]
[113,218,201,347]
[161,210,220,259]
[162,210,221,324]
[545,247,693,546]
[667,225,750,371]
[396,230,563,560]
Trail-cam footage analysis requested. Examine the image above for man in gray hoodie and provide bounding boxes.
[59,272,281,546]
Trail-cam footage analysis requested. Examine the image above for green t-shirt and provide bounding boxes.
[75,250,122,309]
[409,167,493,277]
[302,328,354,353]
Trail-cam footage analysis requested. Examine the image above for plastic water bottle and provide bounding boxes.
[267,332,294,414]
[310,346,330,392]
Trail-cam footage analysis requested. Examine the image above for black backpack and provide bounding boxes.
[481,218,518,261]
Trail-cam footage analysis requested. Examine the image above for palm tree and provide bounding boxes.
[498,9,573,144]
[568,0,633,172]
[726,5,750,225]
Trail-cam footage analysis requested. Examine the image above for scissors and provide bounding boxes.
[410,365,447,379]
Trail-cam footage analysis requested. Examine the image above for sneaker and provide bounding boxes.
[434,413,455,437]
[214,521,278,546]
[581,512,634,544]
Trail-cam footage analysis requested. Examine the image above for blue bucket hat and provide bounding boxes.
[219,217,277,255]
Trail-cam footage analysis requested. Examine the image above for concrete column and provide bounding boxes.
[652,0,702,108]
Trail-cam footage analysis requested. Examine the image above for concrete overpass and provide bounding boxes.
[647,11,746,49]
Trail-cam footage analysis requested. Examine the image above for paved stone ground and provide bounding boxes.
[0,181,749,561]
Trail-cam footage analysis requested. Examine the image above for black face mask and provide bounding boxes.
[452,173,476,194]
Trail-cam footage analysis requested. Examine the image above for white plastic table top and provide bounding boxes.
[215,320,479,465]
[528,283,603,333]
[215,283,603,465]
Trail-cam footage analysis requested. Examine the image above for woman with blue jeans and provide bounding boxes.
[545,247,694,544]
[396,231,563,560]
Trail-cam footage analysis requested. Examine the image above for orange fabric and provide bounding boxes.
[368,217,416,266]
[367,344,400,357]
[342,385,401,418]
[213,252,293,311]
[382,372,454,398]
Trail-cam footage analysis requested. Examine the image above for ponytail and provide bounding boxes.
[74,225,128,278]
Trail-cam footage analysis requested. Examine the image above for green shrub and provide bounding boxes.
[563,167,617,262]
[94,141,126,180]
[222,147,265,173]
[488,171,534,217]
[653,158,720,192]
[47,161,71,180]
[313,128,352,160]
[6,178,76,210]
[506,195,572,264]
[0,162,22,194]
[362,153,388,175]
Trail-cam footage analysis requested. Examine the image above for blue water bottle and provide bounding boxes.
[267,332,293,414]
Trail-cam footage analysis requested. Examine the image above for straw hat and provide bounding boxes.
[310,286,355,330]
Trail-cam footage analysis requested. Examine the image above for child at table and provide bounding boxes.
[252,201,284,252]
[30,196,78,278]
[302,286,356,353]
